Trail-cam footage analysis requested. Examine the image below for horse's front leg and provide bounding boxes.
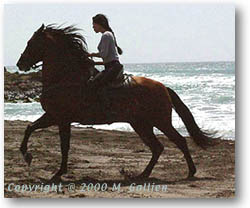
[51,122,71,180]
[20,113,55,166]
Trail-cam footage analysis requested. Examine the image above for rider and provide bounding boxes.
[87,14,123,121]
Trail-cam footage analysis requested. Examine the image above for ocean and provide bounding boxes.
[4,62,235,140]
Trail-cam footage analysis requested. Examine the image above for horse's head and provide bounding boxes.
[17,24,46,72]
[17,24,98,79]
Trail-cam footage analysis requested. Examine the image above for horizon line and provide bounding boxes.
[3,60,235,67]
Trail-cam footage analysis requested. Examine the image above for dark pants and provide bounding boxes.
[89,60,123,121]
[92,60,123,88]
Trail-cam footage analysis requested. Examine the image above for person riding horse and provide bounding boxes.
[87,14,123,120]
[17,24,218,180]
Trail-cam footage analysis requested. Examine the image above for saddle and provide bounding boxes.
[85,68,137,123]
[87,67,136,90]
[106,68,136,89]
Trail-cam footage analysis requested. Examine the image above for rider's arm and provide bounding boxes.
[88,52,101,58]
[94,61,104,65]
[98,34,111,60]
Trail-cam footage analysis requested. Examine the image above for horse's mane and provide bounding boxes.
[43,24,99,77]
[44,24,89,60]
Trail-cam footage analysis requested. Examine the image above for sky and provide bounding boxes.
[3,2,235,65]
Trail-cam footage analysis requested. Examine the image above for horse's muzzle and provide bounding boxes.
[16,60,30,72]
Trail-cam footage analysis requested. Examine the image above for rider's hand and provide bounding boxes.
[88,58,95,66]
[87,53,95,57]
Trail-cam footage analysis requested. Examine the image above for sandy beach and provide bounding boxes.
[4,120,235,198]
[3,3,236,200]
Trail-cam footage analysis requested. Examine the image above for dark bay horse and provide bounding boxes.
[17,24,218,180]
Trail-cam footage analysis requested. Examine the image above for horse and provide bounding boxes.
[17,24,218,181]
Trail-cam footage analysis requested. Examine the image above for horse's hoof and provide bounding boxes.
[186,176,197,181]
[187,172,197,180]
[50,174,62,182]
[138,174,149,179]
[50,168,67,182]
[24,152,33,166]
[187,167,196,179]
[51,175,62,182]
[129,173,149,181]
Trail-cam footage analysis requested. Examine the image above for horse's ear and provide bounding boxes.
[38,24,45,32]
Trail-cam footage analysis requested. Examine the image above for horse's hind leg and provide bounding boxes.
[130,120,164,178]
[156,122,196,178]
[20,113,55,166]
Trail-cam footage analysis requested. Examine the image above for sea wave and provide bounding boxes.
[4,62,235,140]
[4,102,234,140]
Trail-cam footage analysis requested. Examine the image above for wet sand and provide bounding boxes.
[4,120,235,198]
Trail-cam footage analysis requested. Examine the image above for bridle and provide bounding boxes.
[19,52,43,70]
[31,63,43,69]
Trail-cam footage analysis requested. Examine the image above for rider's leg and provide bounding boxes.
[87,62,123,122]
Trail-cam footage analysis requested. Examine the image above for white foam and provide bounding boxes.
[4,63,235,140]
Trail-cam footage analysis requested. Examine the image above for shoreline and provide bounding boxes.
[4,69,235,140]
[4,119,235,141]
[4,120,235,198]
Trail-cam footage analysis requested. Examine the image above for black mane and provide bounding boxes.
[43,24,99,77]
[44,24,89,59]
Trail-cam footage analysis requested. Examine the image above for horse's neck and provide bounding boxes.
[42,50,91,86]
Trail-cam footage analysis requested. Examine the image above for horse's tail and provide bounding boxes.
[166,87,219,149]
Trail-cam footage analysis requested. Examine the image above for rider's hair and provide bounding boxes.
[92,14,123,55]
